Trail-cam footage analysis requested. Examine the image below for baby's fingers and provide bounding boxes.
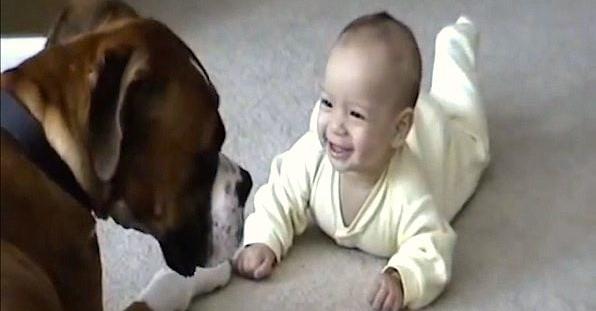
[367,278,381,305]
[253,254,274,279]
[381,289,398,311]
[234,252,255,278]
[371,282,387,310]
[232,253,246,274]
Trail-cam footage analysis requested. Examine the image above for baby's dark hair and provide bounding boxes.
[337,12,422,108]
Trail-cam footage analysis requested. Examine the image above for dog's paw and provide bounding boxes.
[137,262,232,311]
[138,268,195,311]
[191,260,232,295]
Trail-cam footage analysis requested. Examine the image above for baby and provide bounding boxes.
[235,12,489,310]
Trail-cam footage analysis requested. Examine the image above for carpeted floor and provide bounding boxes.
[4,0,595,310]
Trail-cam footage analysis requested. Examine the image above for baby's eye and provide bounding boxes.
[321,98,333,108]
[350,111,366,120]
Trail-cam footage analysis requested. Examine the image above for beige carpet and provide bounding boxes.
[3,0,595,310]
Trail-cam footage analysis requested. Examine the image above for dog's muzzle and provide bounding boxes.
[161,153,252,275]
[205,154,252,267]
[109,153,252,276]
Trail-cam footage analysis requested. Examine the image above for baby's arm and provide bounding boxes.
[235,131,322,279]
[381,195,456,309]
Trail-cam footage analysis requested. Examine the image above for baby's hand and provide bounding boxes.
[233,243,276,280]
[367,269,404,311]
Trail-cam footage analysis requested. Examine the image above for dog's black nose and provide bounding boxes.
[159,219,209,276]
[236,167,252,208]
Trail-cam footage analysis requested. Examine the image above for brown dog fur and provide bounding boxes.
[1,1,226,310]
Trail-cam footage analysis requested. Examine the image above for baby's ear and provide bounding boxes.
[391,107,414,148]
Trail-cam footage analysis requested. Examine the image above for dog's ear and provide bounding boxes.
[46,7,71,48]
[46,0,139,48]
[89,47,148,182]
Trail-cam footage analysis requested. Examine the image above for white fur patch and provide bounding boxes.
[207,154,245,267]
[138,261,231,311]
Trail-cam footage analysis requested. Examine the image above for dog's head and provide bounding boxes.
[0,19,252,276]
[110,153,252,274]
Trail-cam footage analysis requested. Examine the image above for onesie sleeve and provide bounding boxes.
[383,195,457,309]
[242,131,323,262]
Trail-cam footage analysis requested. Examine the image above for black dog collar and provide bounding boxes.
[1,90,92,207]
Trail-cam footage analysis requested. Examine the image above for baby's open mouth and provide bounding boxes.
[328,142,352,160]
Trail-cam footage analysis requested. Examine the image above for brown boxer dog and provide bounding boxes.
[1,1,252,310]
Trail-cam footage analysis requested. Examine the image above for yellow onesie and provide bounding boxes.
[242,16,490,309]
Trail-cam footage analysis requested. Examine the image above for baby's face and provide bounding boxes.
[318,43,409,176]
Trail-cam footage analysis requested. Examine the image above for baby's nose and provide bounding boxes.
[329,116,348,135]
